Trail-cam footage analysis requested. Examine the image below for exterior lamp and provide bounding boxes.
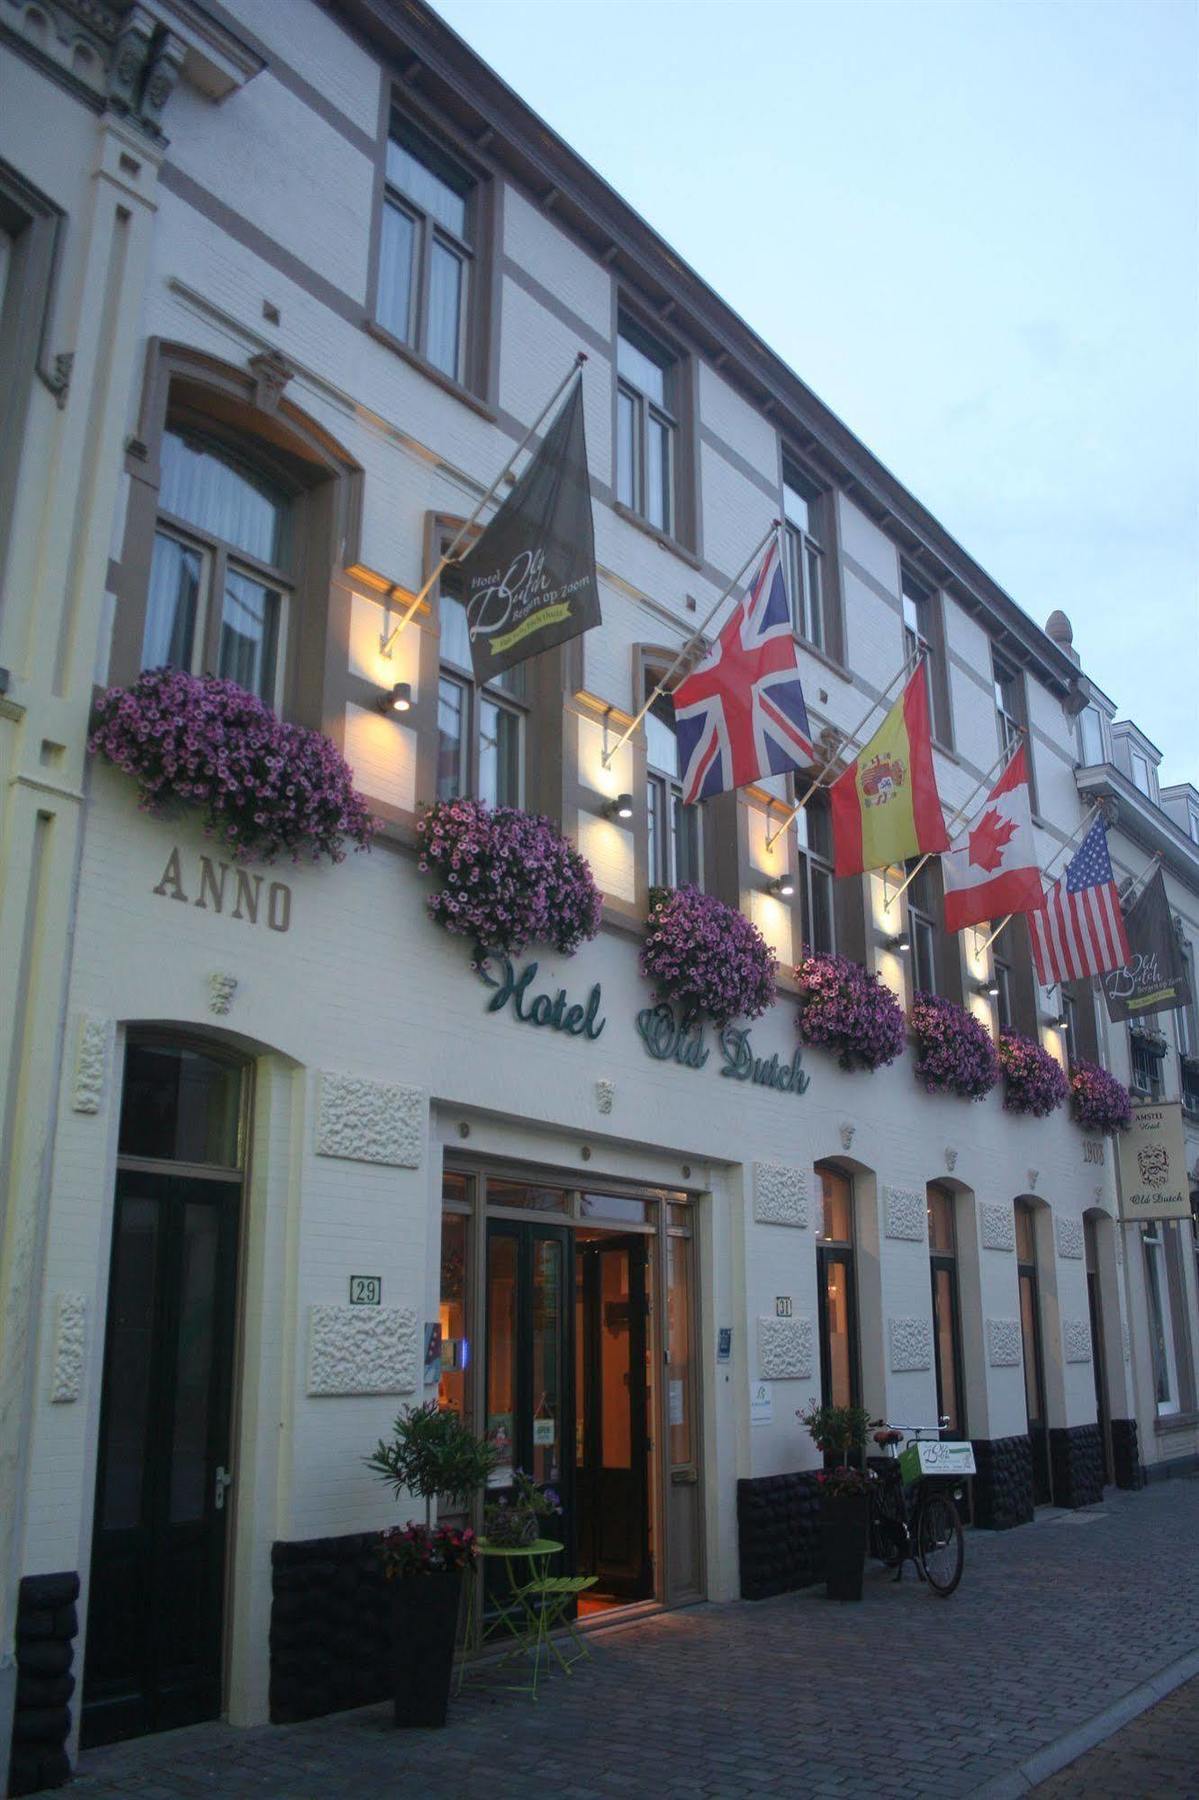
[887,932,910,953]
[768,875,795,898]
[603,793,634,821]
[978,978,1000,998]
[378,681,412,715]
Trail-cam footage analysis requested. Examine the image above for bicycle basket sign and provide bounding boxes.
[899,1440,976,1484]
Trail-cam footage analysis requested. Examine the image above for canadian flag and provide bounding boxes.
[941,746,1045,933]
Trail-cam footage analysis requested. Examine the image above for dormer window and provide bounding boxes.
[1077,704,1106,766]
[1130,749,1155,801]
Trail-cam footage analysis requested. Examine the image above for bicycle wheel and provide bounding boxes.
[916,1492,963,1596]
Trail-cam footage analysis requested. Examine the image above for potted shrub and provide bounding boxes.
[365,1401,498,1727]
[910,992,999,1100]
[795,950,906,1073]
[88,668,377,864]
[417,797,602,971]
[641,884,777,1026]
[1069,1060,1132,1134]
[483,1469,563,1548]
[998,1030,1068,1118]
[798,1398,873,1601]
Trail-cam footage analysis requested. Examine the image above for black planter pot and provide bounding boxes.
[820,1492,868,1602]
[390,1568,464,1727]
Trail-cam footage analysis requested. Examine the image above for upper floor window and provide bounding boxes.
[616,318,676,534]
[994,955,1014,1032]
[1130,749,1156,801]
[783,467,824,650]
[437,588,524,808]
[795,790,835,955]
[992,653,1023,759]
[1188,806,1199,846]
[144,429,290,705]
[644,681,700,889]
[1077,704,1106,767]
[378,119,473,383]
[1130,1028,1165,1101]
[907,856,939,996]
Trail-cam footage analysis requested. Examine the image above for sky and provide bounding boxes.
[432,0,1198,786]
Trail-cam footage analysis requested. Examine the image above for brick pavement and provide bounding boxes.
[71,1477,1199,1800]
[1033,1672,1199,1798]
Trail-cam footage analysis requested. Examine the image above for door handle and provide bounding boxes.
[214,1465,234,1511]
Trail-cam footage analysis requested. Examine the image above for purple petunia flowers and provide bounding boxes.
[997,1030,1068,1118]
[641,885,777,1027]
[417,797,602,958]
[1069,1060,1132,1134]
[910,992,1000,1101]
[794,950,906,1073]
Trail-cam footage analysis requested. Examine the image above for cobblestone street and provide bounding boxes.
[72,1479,1199,1800]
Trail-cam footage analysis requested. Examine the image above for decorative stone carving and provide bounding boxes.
[1064,1318,1092,1363]
[838,1121,855,1152]
[249,349,296,414]
[1055,1213,1084,1260]
[757,1315,813,1381]
[883,1186,926,1242]
[50,1294,86,1403]
[307,1305,418,1396]
[73,1013,109,1113]
[987,1318,1023,1368]
[888,1316,932,1373]
[753,1162,809,1229]
[595,1079,614,1115]
[980,1202,1015,1251]
[208,971,238,1016]
[315,1073,424,1167]
[944,1147,958,1173]
[140,29,185,136]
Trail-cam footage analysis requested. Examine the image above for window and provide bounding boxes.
[1130,750,1155,801]
[902,565,935,715]
[1016,1202,1052,1503]
[906,857,957,999]
[928,1186,965,1436]
[783,466,824,649]
[1189,806,1199,847]
[816,1166,859,1410]
[1078,704,1106,767]
[645,681,700,888]
[440,1174,472,1427]
[994,956,1013,1033]
[992,653,1022,760]
[436,586,524,807]
[1130,1030,1165,1100]
[1061,987,1078,1062]
[378,118,473,383]
[616,318,676,534]
[1143,1222,1194,1417]
[143,428,291,705]
[795,791,835,955]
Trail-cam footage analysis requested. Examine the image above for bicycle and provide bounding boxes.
[864,1416,971,1597]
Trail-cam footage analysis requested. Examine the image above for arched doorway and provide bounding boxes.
[83,1036,249,1746]
[1015,1200,1052,1504]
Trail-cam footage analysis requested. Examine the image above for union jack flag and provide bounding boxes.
[672,538,815,805]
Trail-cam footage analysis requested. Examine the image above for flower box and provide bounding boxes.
[910,993,999,1100]
[641,885,776,1027]
[794,951,906,1073]
[998,1031,1068,1118]
[1069,1061,1132,1134]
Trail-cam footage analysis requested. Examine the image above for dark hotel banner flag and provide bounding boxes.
[1102,868,1192,1023]
[447,374,601,682]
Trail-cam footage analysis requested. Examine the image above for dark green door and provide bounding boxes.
[576,1236,651,1600]
[485,1219,572,1517]
[83,1168,240,1746]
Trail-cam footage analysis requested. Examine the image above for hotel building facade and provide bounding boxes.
[1,0,1196,1786]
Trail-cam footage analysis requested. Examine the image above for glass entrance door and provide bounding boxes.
[575,1235,651,1602]
[485,1220,571,1508]
[1016,1204,1052,1505]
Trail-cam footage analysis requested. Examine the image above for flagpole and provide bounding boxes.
[972,802,1103,958]
[763,645,922,853]
[1120,849,1163,912]
[599,518,780,770]
[380,352,588,656]
[883,735,1020,913]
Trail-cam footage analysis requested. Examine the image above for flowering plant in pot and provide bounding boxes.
[1069,1060,1132,1134]
[641,885,776,1027]
[417,798,602,970]
[483,1470,563,1548]
[910,992,1000,1101]
[88,668,377,864]
[998,1031,1068,1118]
[365,1402,499,1727]
[798,1399,873,1602]
[794,951,906,1073]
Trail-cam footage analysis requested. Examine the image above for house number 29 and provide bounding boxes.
[350,1275,382,1306]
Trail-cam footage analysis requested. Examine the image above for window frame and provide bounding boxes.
[900,564,953,749]
[0,162,67,577]
[1077,704,1107,767]
[815,1164,860,1413]
[377,115,475,387]
[1130,1029,1166,1101]
[927,1184,967,1438]
[992,650,1023,761]
[615,314,679,539]
[1143,1222,1183,1417]
[435,578,528,812]
[643,677,701,891]
[794,788,836,956]
[782,462,826,651]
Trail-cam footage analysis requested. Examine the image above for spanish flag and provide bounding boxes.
[830,668,949,876]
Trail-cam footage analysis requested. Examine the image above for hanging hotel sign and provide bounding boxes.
[1102,870,1192,1023]
[635,1002,810,1098]
[1116,1101,1190,1221]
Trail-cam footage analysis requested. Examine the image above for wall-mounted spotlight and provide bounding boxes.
[887,932,910,953]
[603,792,634,821]
[768,875,795,898]
[977,978,1000,998]
[377,681,412,715]
[1055,1013,1070,1032]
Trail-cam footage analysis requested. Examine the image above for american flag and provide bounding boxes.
[1028,816,1131,984]
[672,538,815,805]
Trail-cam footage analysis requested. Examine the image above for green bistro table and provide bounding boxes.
[458,1538,597,1699]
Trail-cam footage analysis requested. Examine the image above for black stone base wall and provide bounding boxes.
[970,1435,1034,1530]
[270,1533,392,1723]
[1049,1423,1105,1509]
[6,1572,79,1798]
[737,1473,823,1599]
[1111,1417,1145,1489]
